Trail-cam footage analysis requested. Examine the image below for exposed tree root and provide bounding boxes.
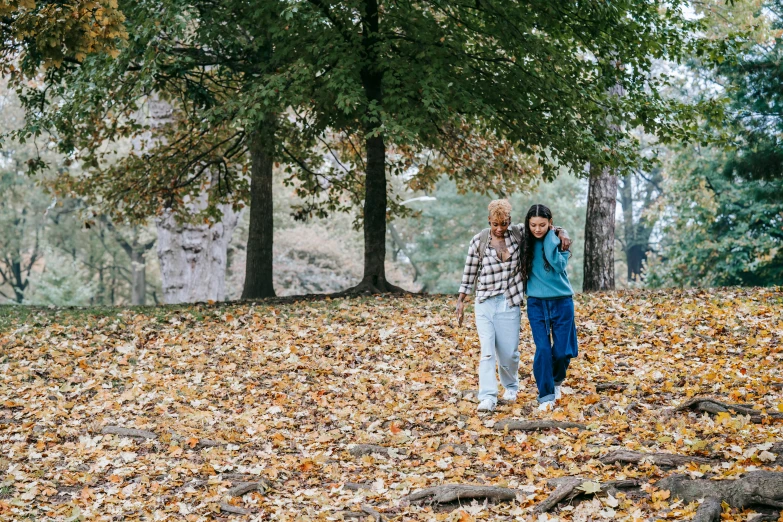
[348,444,405,457]
[675,397,783,422]
[533,477,643,513]
[773,443,783,466]
[495,419,586,432]
[360,504,384,521]
[226,481,268,497]
[101,426,157,439]
[329,278,411,298]
[339,504,384,521]
[343,482,372,491]
[657,471,783,522]
[600,449,715,468]
[403,484,517,504]
[219,480,269,516]
[596,382,627,392]
[100,425,227,448]
[533,477,583,514]
[692,497,723,522]
[219,501,250,515]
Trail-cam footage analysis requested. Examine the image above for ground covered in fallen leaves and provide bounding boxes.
[1,287,782,521]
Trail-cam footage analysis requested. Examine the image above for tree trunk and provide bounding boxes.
[619,172,638,281]
[619,169,660,282]
[130,248,146,306]
[11,260,24,303]
[241,126,275,299]
[583,163,618,292]
[106,223,154,306]
[361,133,390,290]
[349,0,402,294]
[155,204,240,304]
[130,95,241,304]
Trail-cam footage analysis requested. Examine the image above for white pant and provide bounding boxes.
[475,294,521,405]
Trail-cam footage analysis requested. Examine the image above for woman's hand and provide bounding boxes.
[552,226,572,251]
[456,296,466,327]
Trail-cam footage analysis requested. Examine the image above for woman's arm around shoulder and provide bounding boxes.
[544,228,570,274]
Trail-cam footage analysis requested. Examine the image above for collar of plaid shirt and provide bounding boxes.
[459,228,526,307]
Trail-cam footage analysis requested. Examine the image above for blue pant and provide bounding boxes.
[527,296,578,403]
[475,294,521,406]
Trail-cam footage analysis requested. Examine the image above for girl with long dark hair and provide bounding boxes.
[520,204,579,412]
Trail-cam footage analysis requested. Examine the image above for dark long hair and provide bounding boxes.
[520,204,553,283]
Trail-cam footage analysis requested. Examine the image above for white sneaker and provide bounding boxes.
[502,389,518,402]
[554,386,562,401]
[477,399,496,412]
[538,401,554,412]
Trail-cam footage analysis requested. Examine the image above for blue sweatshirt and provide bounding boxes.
[526,229,574,298]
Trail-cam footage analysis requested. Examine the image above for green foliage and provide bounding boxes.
[646,146,783,287]
[397,173,586,294]
[0,168,49,302]
[4,0,724,225]
[286,0,718,210]
[22,249,98,306]
[647,1,783,288]
[1,78,161,304]
[0,87,55,302]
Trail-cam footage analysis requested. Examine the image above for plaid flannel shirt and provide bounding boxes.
[458,227,525,307]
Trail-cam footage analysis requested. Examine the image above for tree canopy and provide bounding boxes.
[2,0,730,295]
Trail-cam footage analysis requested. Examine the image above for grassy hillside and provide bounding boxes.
[1,288,782,520]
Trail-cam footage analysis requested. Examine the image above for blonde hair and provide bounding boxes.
[488,199,512,221]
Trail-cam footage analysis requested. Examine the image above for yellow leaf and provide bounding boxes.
[653,489,671,501]
[716,411,732,424]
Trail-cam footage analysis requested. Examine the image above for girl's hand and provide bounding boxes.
[553,226,572,251]
[456,299,465,327]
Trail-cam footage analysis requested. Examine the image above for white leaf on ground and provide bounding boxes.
[120,451,137,463]
[758,450,776,462]
[463,499,487,515]
[116,343,135,355]
[577,481,601,494]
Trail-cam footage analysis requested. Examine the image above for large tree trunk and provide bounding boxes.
[155,204,239,304]
[241,126,275,299]
[361,133,390,290]
[133,96,240,304]
[130,248,146,305]
[583,163,618,292]
[348,0,403,294]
